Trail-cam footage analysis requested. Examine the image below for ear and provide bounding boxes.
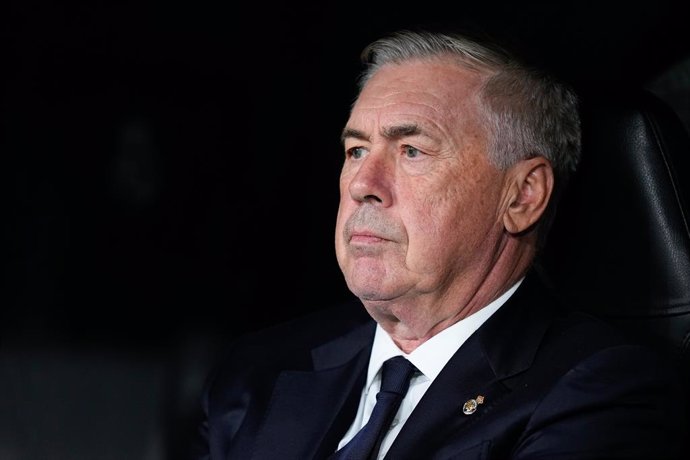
[502,157,554,235]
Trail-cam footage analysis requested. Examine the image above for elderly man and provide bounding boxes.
[193,30,687,459]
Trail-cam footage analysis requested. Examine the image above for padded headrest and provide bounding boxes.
[538,89,690,359]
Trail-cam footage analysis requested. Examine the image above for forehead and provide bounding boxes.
[349,58,486,131]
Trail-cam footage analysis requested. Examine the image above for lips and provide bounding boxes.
[349,230,388,244]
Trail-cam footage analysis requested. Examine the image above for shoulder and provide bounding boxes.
[222,298,371,362]
[534,308,684,399]
[495,270,661,373]
[486,270,687,417]
[514,330,689,458]
[504,277,689,458]
[192,299,373,457]
[204,298,372,396]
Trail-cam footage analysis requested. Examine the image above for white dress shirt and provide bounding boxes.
[336,279,523,459]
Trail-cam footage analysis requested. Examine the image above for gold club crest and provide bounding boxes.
[462,395,485,415]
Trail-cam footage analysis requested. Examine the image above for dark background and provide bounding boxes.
[3,1,690,459]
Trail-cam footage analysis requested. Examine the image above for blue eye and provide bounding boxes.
[403,145,421,158]
[348,147,366,159]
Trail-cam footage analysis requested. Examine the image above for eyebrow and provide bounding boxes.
[340,123,423,144]
[340,128,368,144]
[382,123,422,139]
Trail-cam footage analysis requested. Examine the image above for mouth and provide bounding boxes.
[349,230,389,244]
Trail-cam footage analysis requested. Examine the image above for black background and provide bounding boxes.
[5,0,690,344]
[3,1,690,458]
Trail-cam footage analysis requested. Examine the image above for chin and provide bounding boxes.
[345,279,382,300]
[346,277,399,303]
[343,259,406,301]
[346,282,379,301]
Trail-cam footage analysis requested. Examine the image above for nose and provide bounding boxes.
[347,152,393,206]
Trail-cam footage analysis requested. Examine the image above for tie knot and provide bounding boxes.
[379,356,417,396]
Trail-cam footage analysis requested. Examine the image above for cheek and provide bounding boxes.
[335,176,351,229]
[396,184,461,266]
[415,173,468,228]
[334,190,356,267]
[334,203,348,250]
[404,174,497,260]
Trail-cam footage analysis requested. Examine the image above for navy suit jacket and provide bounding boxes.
[192,272,689,459]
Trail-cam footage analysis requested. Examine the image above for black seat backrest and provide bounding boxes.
[539,89,690,392]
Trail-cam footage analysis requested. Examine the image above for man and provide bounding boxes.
[192,30,687,459]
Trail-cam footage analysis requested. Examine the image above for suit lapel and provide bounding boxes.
[250,321,376,460]
[385,273,556,458]
[385,331,502,459]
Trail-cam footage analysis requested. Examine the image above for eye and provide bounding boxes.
[347,146,367,160]
[402,145,422,158]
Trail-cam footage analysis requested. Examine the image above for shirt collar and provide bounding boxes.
[365,278,524,388]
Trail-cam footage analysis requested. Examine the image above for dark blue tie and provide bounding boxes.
[330,356,417,460]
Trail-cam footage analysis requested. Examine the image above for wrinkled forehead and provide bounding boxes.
[349,58,488,135]
[358,57,487,101]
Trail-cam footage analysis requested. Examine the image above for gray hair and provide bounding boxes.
[358,30,581,185]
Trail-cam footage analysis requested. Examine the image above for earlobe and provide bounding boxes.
[503,157,554,235]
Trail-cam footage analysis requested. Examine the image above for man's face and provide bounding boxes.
[335,58,509,306]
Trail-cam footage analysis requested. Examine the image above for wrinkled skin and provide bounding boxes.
[335,57,552,352]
